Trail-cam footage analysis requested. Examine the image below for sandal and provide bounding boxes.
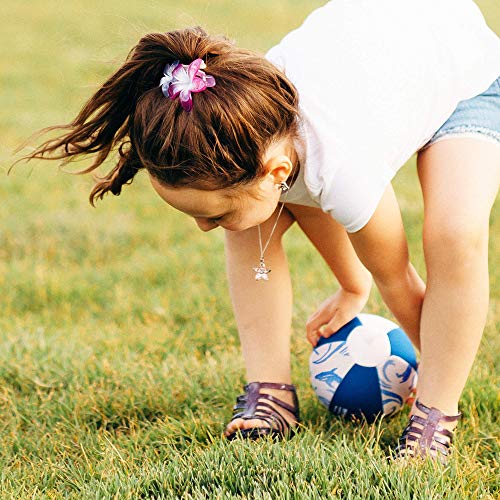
[394,399,461,464]
[225,382,300,441]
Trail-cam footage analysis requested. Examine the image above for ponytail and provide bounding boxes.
[89,141,140,202]
[19,31,197,205]
[20,27,299,203]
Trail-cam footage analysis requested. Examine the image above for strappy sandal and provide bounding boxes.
[225,382,300,441]
[394,399,461,464]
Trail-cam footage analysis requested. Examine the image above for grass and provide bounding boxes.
[1,0,499,497]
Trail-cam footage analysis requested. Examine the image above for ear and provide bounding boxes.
[262,154,294,185]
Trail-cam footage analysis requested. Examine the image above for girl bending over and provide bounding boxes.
[24,0,500,463]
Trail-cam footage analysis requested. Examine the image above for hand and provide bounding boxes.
[306,288,369,347]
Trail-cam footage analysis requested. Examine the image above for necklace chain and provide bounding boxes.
[253,186,290,281]
[257,198,288,259]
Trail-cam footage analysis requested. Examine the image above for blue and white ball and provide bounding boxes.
[309,314,417,420]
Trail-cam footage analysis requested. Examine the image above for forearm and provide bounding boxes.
[374,263,425,350]
[288,204,373,296]
[346,186,427,349]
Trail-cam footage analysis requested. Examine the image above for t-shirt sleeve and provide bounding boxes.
[319,165,396,233]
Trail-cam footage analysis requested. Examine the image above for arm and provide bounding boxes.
[287,204,373,345]
[347,184,425,349]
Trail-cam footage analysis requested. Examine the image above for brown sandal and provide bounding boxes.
[394,399,461,464]
[225,382,300,441]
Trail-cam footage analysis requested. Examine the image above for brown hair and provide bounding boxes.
[21,27,299,205]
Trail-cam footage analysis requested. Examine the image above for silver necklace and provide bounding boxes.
[253,181,290,281]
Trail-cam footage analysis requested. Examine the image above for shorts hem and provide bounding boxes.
[420,126,500,151]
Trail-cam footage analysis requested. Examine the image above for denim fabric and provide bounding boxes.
[421,75,500,150]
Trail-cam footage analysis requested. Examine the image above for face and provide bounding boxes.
[149,175,283,232]
[149,137,296,232]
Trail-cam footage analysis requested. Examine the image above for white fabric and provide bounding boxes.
[268,0,500,232]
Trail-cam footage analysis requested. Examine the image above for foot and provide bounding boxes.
[409,399,459,434]
[224,382,300,440]
[394,399,461,464]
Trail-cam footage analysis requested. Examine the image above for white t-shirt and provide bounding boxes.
[267,0,500,232]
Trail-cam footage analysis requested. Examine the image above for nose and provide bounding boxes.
[194,218,218,232]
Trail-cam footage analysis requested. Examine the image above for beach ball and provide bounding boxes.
[309,314,417,420]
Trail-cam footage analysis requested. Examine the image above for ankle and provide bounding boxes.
[246,381,297,405]
[413,396,459,416]
[259,386,296,407]
[410,399,460,432]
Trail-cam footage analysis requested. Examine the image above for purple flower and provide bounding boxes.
[159,58,216,112]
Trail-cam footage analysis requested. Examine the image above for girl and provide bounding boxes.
[24,0,500,463]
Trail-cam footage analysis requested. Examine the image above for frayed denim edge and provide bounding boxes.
[420,126,500,152]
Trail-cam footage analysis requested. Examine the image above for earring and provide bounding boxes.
[279,181,290,193]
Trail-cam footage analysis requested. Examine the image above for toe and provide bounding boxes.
[224,417,244,436]
[224,417,270,437]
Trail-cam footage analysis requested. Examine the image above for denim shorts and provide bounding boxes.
[420,75,500,151]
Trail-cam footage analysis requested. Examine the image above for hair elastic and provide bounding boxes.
[159,58,216,112]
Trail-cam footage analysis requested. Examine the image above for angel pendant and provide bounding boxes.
[253,260,271,281]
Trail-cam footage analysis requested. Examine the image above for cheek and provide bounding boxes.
[238,201,279,228]
[225,189,280,230]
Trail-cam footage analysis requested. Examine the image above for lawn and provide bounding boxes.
[0,0,498,497]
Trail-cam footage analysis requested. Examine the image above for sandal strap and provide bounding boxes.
[415,399,461,423]
[414,400,460,452]
[246,382,297,392]
[395,399,461,463]
[239,382,299,419]
[227,381,300,438]
[408,414,455,439]
[232,400,289,432]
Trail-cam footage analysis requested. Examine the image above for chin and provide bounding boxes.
[223,219,262,232]
[223,212,274,232]
[224,223,254,232]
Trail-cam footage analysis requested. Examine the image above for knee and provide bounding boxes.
[423,218,489,274]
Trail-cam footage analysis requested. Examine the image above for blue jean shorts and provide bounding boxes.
[420,75,500,151]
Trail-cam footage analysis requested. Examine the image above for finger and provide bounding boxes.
[322,315,350,338]
[308,320,334,346]
[306,324,324,346]
[306,309,336,337]
[309,312,339,339]
[305,314,321,333]
[306,328,321,347]
[305,318,319,340]
[306,327,316,346]
[306,329,321,347]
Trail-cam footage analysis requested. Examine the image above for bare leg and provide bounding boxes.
[415,138,499,422]
[224,206,297,435]
[225,206,295,383]
[224,203,372,435]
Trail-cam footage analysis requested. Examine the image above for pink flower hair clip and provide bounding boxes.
[159,58,216,112]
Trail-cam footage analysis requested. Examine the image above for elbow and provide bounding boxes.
[373,263,425,295]
[344,268,373,298]
[359,268,374,296]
